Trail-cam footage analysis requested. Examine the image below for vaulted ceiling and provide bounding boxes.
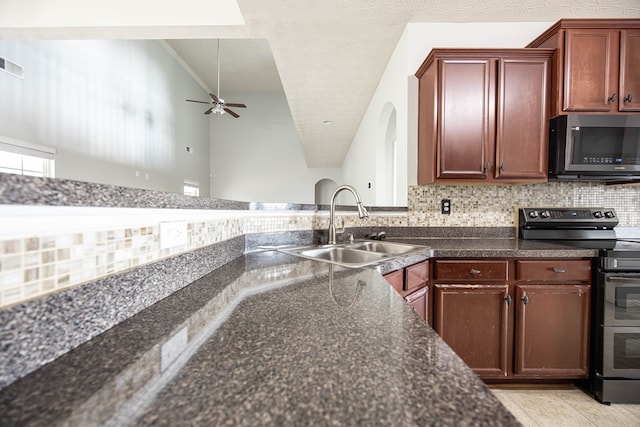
[167,0,640,167]
[2,0,639,168]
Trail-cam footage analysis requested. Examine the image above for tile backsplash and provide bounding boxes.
[408,182,640,227]
[1,181,639,307]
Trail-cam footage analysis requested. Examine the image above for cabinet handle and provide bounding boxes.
[483,162,490,173]
[499,163,504,172]
[607,93,617,103]
[552,268,566,273]
[470,268,482,275]
[624,93,633,103]
[504,295,512,305]
[521,294,529,305]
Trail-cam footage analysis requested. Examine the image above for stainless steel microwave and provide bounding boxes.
[548,114,640,182]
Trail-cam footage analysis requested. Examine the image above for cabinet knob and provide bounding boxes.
[469,268,482,275]
[499,163,505,172]
[607,93,617,103]
[624,93,633,103]
[483,162,490,173]
[521,294,529,305]
[552,268,566,274]
[504,295,512,305]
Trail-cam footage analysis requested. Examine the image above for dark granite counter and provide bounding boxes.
[376,237,597,275]
[0,250,521,426]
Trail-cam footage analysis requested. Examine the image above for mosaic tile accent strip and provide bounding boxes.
[0,211,404,308]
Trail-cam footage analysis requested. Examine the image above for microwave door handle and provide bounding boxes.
[607,276,640,284]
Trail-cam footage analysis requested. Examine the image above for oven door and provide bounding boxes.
[603,274,640,327]
[602,326,640,378]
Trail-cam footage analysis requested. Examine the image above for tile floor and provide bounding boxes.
[489,384,640,427]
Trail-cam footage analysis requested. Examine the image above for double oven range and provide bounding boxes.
[519,207,640,404]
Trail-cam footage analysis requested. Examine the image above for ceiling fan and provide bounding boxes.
[186,40,246,118]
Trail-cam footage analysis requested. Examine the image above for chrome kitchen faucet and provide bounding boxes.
[328,185,369,245]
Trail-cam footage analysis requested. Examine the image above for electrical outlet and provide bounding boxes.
[441,199,451,215]
[160,221,187,249]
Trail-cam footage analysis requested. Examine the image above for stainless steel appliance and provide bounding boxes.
[519,207,640,404]
[548,114,640,182]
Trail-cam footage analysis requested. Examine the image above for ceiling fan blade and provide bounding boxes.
[209,93,220,103]
[204,107,213,115]
[186,99,210,104]
[224,108,240,118]
[225,103,246,108]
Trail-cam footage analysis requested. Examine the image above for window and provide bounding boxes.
[183,180,200,197]
[0,138,55,178]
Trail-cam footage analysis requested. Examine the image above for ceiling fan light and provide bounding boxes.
[212,104,225,116]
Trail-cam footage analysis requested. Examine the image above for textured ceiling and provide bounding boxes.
[198,0,640,167]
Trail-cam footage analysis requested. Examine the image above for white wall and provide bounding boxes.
[343,22,555,206]
[209,91,343,204]
[0,40,211,194]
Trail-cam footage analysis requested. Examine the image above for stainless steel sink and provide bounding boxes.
[277,241,430,268]
[345,241,421,255]
[296,246,388,267]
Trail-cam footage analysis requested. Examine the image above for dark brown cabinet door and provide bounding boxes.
[405,287,428,322]
[434,284,509,377]
[436,58,494,180]
[514,284,590,378]
[620,29,640,112]
[384,261,430,324]
[495,56,550,180]
[563,29,619,112]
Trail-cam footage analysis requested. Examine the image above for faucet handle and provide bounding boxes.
[366,231,387,240]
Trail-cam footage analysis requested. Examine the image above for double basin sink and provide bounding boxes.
[278,240,430,268]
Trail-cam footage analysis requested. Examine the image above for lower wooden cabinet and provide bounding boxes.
[405,286,428,321]
[514,284,590,377]
[434,284,509,377]
[432,258,592,380]
[384,260,429,323]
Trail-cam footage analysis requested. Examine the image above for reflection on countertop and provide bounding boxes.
[0,251,519,426]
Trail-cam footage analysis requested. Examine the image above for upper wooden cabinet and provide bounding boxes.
[527,19,640,115]
[415,49,553,184]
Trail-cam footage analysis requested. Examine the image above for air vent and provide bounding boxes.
[0,56,24,79]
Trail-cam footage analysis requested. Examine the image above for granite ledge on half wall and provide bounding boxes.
[0,235,245,390]
[0,173,249,209]
[0,173,407,212]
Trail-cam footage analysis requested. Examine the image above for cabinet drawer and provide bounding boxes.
[384,269,404,294]
[434,260,508,281]
[516,260,591,282]
[406,260,429,292]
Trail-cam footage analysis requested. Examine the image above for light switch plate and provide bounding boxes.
[160,221,187,249]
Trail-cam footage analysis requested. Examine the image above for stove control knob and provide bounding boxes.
[528,211,538,218]
[541,210,550,218]
[605,211,616,218]
[593,211,603,218]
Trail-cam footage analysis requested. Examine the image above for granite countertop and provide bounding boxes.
[0,246,524,426]
[375,236,597,274]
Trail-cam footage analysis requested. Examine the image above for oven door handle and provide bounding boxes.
[607,276,640,284]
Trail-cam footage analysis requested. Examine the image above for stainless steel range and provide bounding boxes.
[519,207,640,404]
